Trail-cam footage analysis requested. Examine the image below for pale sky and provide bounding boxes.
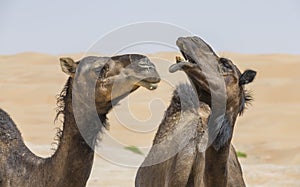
[0,0,299,54]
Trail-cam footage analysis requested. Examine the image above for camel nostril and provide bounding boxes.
[140,64,155,70]
[138,61,155,69]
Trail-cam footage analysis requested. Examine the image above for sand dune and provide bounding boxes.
[0,52,299,186]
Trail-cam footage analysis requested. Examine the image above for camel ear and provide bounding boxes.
[60,57,77,76]
[239,69,256,85]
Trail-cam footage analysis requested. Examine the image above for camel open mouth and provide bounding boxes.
[169,51,198,73]
[169,36,220,75]
[169,36,217,95]
[135,78,160,90]
[180,50,198,65]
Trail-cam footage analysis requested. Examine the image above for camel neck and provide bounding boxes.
[45,78,107,186]
[204,108,238,187]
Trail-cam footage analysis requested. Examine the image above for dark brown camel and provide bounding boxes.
[135,85,245,187]
[135,83,211,187]
[171,36,256,186]
[135,35,254,187]
[0,54,160,187]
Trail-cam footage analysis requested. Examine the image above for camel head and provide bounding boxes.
[169,36,256,115]
[60,54,160,113]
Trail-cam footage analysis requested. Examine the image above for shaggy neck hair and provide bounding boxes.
[53,77,108,150]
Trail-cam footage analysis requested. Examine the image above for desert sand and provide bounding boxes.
[0,52,299,187]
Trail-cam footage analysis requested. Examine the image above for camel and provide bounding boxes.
[0,54,160,187]
[135,36,256,187]
[135,83,211,187]
[135,84,245,187]
[172,36,256,187]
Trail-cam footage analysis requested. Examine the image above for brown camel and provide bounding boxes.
[171,36,256,186]
[135,83,211,187]
[135,35,254,187]
[0,54,160,187]
[135,85,245,187]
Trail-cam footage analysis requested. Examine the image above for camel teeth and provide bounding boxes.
[176,56,184,63]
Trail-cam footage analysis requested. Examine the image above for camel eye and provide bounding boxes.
[95,65,109,77]
[220,58,232,71]
[223,63,231,69]
[94,67,103,75]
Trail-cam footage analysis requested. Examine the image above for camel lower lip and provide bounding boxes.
[136,81,158,90]
[169,61,195,73]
